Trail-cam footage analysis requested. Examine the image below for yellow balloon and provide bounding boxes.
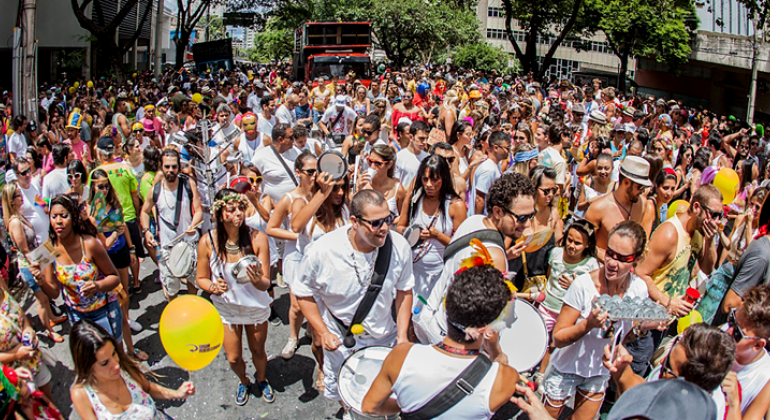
[677,310,703,334]
[159,295,223,371]
[132,73,137,78]
[68,86,76,94]
[73,81,80,88]
[667,200,690,220]
[713,168,740,204]
[87,81,94,88]
[192,93,203,104]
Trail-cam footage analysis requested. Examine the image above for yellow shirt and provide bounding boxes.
[651,216,703,299]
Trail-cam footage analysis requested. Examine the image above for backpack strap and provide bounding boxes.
[400,354,493,420]
[443,229,505,262]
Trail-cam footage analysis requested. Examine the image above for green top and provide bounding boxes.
[140,171,156,201]
[89,161,138,221]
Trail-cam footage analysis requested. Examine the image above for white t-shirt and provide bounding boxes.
[7,132,27,158]
[293,226,414,340]
[251,145,297,203]
[321,106,357,136]
[41,167,70,202]
[275,105,296,127]
[247,93,263,113]
[549,273,648,378]
[257,113,276,139]
[283,138,321,161]
[469,158,501,217]
[539,147,567,186]
[713,350,770,418]
[18,182,49,246]
[238,133,265,163]
[394,148,429,189]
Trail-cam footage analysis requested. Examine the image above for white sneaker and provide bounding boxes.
[281,337,298,359]
[128,319,143,333]
[276,273,287,288]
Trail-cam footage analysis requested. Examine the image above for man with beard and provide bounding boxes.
[636,184,720,318]
[585,156,653,262]
[140,148,203,300]
[414,172,535,344]
[294,190,414,405]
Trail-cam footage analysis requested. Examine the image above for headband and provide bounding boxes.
[211,193,249,212]
[514,149,539,162]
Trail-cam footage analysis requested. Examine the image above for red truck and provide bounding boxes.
[292,22,372,85]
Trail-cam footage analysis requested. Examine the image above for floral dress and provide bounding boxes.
[84,373,165,420]
[54,240,117,313]
[0,292,41,376]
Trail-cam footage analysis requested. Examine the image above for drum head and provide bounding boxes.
[498,300,548,373]
[167,242,195,278]
[318,151,348,181]
[339,346,392,414]
[403,225,422,248]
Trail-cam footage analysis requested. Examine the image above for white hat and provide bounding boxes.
[335,95,347,107]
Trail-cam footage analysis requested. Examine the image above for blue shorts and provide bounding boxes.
[66,299,123,342]
[19,267,41,292]
[312,109,323,124]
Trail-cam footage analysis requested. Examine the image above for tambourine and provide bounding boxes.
[318,150,348,181]
[231,255,261,284]
[402,225,424,250]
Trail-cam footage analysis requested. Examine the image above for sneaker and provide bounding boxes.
[258,381,275,403]
[235,382,249,406]
[281,337,298,360]
[269,308,281,326]
[128,319,143,333]
[275,273,287,288]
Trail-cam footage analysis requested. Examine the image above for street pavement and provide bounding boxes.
[19,257,529,420]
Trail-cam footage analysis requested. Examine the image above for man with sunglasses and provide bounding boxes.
[415,173,536,344]
[294,190,414,405]
[41,143,72,204]
[251,123,296,203]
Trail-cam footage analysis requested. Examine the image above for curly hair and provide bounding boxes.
[485,172,536,215]
[446,265,511,344]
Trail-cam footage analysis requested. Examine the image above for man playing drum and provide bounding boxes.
[140,148,203,300]
[294,189,414,407]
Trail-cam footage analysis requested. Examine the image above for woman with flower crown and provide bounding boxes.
[195,188,275,406]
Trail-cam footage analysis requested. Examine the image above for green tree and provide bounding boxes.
[199,15,225,40]
[252,17,294,61]
[452,43,514,73]
[593,0,696,93]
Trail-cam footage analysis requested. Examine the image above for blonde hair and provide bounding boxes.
[2,183,22,230]
[512,143,536,176]
[443,90,460,110]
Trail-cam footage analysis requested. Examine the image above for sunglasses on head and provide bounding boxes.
[728,309,765,342]
[500,207,536,223]
[605,246,636,263]
[357,212,396,229]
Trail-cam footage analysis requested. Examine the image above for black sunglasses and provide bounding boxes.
[443,156,456,164]
[659,336,680,379]
[300,168,317,176]
[17,169,31,176]
[362,129,377,136]
[539,187,559,196]
[699,202,722,220]
[500,207,536,223]
[357,212,396,230]
[728,309,765,342]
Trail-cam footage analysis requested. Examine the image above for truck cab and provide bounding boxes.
[293,22,372,85]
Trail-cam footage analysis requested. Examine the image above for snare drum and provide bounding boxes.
[339,346,399,420]
[402,225,423,249]
[160,241,197,279]
[318,151,349,181]
[498,300,548,373]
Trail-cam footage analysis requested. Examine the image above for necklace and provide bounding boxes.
[435,342,480,356]
[613,191,632,220]
[225,241,240,255]
[348,228,378,287]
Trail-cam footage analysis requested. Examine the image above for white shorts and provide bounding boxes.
[214,301,270,327]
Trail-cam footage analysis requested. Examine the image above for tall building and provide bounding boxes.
[476,0,636,86]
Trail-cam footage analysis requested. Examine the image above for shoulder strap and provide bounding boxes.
[443,229,505,262]
[400,354,493,420]
[331,233,393,348]
[329,108,345,132]
[269,145,298,186]
[154,178,185,232]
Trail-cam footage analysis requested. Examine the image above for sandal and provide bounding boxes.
[315,368,325,392]
[49,315,67,327]
[47,331,64,343]
[132,348,149,361]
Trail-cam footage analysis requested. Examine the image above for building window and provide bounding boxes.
[488,7,503,17]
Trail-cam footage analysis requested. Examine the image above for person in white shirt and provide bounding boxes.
[394,120,430,189]
[41,143,72,203]
[237,112,269,162]
[251,123,297,203]
[470,131,509,216]
[539,122,568,193]
[320,95,357,147]
[13,158,49,245]
[282,125,322,161]
[7,116,29,164]
[294,190,414,403]
[275,94,298,127]
[257,94,277,141]
[248,82,266,113]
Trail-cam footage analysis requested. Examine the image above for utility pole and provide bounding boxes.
[205,3,210,42]
[154,0,163,79]
[17,0,38,122]
[747,9,760,125]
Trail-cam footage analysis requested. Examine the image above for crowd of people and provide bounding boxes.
[0,63,768,420]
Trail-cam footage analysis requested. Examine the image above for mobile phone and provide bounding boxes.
[610,324,625,364]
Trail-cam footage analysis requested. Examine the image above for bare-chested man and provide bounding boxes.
[585,156,653,261]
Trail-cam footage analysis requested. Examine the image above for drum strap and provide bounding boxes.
[269,145,298,186]
[327,108,345,138]
[400,354,493,420]
[329,233,393,348]
[443,229,505,262]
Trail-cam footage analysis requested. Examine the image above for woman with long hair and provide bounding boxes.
[25,147,42,186]
[356,144,406,218]
[196,188,273,405]
[67,159,90,202]
[732,158,759,215]
[35,136,54,177]
[40,195,122,340]
[396,155,465,339]
[138,147,161,269]
[438,90,459,140]
[448,120,484,182]
[1,183,65,342]
[266,153,316,363]
[576,153,613,217]
[391,90,426,129]
[672,143,693,200]
[87,170,147,361]
[372,98,393,146]
[507,142,539,176]
[341,114,367,165]
[69,319,194,419]
[122,137,145,184]
[645,168,678,232]
[352,85,370,116]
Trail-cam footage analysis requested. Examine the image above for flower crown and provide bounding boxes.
[211,193,249,212]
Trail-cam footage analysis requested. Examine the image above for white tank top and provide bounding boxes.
[245,194,279,266]
[392,345,498,419]
[386,182,401,215]
[157,180,198,246]
[411,198,454,300]
[296,205,350,255]
[281,194,307,259]
[208,241,273,309]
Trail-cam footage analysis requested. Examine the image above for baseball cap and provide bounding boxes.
[96,136,115,152]
[607,380,717,420]
[26,121,38,132]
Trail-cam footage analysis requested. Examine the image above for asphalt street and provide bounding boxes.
[18,257,531,420]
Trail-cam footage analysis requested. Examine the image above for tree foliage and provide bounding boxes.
[452,43,513,73]
[249,17,294,62]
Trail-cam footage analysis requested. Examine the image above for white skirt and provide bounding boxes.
[214,301,270,327]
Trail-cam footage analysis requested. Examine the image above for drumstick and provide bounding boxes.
[166,221,203,248]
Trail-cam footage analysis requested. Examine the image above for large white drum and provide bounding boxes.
[498,299,548,373]
[338,346,399,420]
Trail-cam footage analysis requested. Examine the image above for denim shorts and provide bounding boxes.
[66,299,123,342]
[543,367,609,401]
[19,267,41,292]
